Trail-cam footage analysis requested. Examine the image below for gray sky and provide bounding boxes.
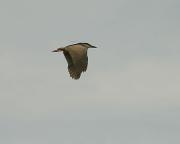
[0,0,180,144]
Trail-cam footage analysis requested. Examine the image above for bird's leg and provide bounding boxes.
[52,48,64,52]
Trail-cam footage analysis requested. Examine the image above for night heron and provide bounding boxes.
[52,43,97,80]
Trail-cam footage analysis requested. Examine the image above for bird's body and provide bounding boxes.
[52,43,96,79]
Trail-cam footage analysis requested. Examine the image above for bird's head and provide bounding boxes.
[79,43,97,48]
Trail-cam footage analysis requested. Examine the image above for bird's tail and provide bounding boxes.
[52,48,64,52]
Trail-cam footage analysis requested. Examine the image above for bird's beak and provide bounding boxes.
[91,46,97,48]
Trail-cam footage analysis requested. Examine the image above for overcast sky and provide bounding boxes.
[0,0,180,144]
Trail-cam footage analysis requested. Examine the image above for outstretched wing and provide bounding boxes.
[64,45,88,79]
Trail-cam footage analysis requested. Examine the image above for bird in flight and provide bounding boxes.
[52,42,97,80]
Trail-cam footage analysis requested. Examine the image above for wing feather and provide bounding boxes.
[63,46,88,79]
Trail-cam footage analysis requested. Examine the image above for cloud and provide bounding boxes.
[0,0,180,143]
